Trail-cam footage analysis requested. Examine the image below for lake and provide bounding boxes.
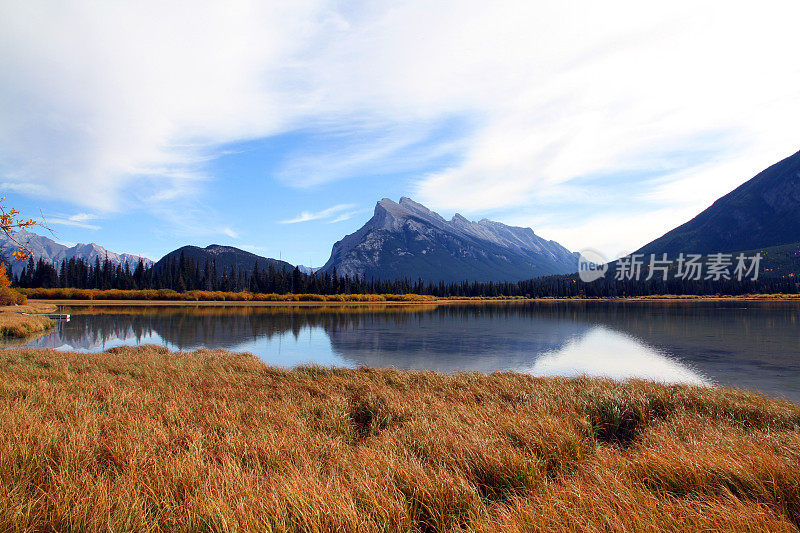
[5,301,800,402]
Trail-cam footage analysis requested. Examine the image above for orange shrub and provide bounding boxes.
[0,263,26,305]
[0,263,11,289]
[0,287,25,306]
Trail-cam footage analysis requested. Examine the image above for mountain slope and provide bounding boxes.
[321,197,577,282]
[638,149,800,256]
[0,229,153,275]
[154,245,294,274]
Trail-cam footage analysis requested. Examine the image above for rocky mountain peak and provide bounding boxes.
[376,197,405,216]
[451,213,471,225]
[322,197,577,282]
[398,196,441,219]
[374,197,448,231]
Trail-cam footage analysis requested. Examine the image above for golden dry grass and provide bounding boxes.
[0,346,798,532]
[0,303,55,337]
[21,287,800,305]
[19,288,446,302]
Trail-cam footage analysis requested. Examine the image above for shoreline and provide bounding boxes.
[0,302,56,337]
[32,294,800,307]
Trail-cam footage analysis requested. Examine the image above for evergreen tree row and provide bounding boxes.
[7,252,800,297]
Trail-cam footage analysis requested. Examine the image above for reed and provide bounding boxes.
[0,346,798,532]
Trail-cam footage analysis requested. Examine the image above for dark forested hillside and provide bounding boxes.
[154,245,293,276]
[638,149,800,256]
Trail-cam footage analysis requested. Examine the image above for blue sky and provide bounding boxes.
[2,1,800,266]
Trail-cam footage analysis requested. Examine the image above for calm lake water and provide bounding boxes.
[4,301,800,402]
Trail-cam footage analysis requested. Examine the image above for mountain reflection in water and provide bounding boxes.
[5,302,799,402]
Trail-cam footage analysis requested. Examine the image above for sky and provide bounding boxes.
[1,0,799,266]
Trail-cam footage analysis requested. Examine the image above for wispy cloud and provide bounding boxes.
[68,213,98,223]
[274,120,468,189]
[47,213,101,230]
[328,210,368,224]
[279,204,357,225]
[222,227,239,239]
[0,181,49,196]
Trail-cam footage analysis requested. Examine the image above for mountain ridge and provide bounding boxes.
[0,229,153,275]
[321,197,578,282]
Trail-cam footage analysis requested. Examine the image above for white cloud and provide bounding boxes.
[0,1,321,211]
[2,1,800,252]
[47,212,101,230]
[68,213,98,222]
[535,206,703,261]
[279,204,357,224]
[0,181,49,196]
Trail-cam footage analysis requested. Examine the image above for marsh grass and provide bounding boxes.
[21,287,800,303]
[19,288,447,302]
[0,304,54,337]
[0,346,798,532]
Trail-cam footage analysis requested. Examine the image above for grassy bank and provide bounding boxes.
[19,288,447,302]
[1,347,799,531]
[0,303,55,338]
[19,287,800,304]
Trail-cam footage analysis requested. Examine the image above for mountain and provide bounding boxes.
[638,149,800,256]
[320,197,578,282]
[154,245,294,274]
[296,265,319,275]
[0,229,153,275]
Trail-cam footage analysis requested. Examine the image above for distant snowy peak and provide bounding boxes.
[296,265,320,275]
[0,229,153,274]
